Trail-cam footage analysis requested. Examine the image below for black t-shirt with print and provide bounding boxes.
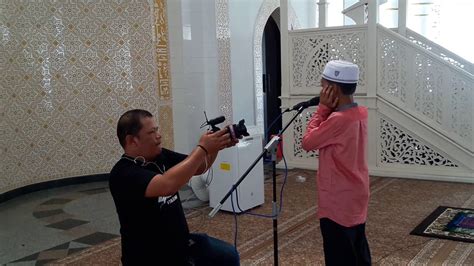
[109,148,189,265]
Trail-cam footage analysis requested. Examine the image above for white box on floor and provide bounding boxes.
[209,134,265,213]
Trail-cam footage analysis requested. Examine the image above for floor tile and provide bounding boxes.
[63,224,96,239]
[39,213,74,224]
[39,198,73,205]
[32,209,64,219]
[11,252,39,263]
[46,219,89,230]
[36,249,68,260]
[73,232,118,245]
[45,242,70,251]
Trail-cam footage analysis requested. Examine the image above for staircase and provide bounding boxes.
[404,28,473,75]
[282,22,473,182]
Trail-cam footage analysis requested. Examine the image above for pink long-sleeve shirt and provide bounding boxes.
[302,103,369,227]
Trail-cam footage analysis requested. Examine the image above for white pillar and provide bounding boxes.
[398,0,407,36]
[318,0,328,28]
[367,0,379,98]
[281,0,290,98]
[367,0,380,171]
[308,0,318,28]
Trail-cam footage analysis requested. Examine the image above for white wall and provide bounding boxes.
[168,0,219,154]
[229,0,265,127]
[228,0,319,131]
[169,0,322,152]
[289,0,317,28]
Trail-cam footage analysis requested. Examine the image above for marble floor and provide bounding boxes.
[1,169,473,265]
[0,179,208,265]
[0,182,120,265]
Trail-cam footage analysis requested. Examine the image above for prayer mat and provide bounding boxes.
[411,206,474,243]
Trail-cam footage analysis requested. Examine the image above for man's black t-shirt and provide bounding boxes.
[109,148,189,264]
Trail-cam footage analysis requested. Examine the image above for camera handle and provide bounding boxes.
[209,105,307,266]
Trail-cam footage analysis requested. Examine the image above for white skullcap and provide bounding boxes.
[322,60,359,84]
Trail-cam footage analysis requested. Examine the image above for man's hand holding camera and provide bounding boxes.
[198,127,238,155]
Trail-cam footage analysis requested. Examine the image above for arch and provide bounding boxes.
[253,0,300,134]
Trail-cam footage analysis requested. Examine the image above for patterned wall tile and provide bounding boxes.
[0,0,167,193]
[158,104,174,150]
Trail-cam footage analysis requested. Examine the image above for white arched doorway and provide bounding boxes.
[253,0,300,135]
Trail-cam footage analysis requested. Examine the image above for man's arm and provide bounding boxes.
[194,129,238,175]
[145,147,208,197]
[195,152,218,175]
[145,129,231,197]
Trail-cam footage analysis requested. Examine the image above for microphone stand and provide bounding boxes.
[209,105,308,266]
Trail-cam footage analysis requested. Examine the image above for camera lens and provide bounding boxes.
[227,119,249,141]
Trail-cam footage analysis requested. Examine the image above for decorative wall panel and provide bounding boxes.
[378,32,408,103]
[0,0,165,193]
[379,118,458,167]
[215,0,233,122]
[293,110,318,158]
[290,27,367,94]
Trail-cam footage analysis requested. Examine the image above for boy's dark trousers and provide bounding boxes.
[320,218,371,266]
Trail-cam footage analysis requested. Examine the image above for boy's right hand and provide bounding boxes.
[320,84,338,109]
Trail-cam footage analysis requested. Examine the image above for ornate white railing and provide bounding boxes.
[378,25,473,152]
[289,25,368,95]
[284,11,473,180]
[404,29,473,75]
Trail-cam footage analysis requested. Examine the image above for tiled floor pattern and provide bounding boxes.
[49,172,474,265]
[10,232,117,265]
[3,168,473,265]
[1,182,120,265]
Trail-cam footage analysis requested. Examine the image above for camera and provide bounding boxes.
[201,113,249,141]
[226,119,249,141]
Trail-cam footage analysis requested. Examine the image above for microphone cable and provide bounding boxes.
[265,110,287,140]
[228,112,292,247]
[230,151,290,247]
[234,152,288,218]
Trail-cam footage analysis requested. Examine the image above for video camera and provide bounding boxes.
[201,112,249,141]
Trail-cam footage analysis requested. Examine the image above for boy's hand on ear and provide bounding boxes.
[320,85,339,110]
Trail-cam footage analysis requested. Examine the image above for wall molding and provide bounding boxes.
[215,0,233,122]
[154,0,174,149]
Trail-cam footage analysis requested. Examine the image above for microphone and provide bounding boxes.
[290,97,320,111]
[200,115,226,132]
[207,116,225,126]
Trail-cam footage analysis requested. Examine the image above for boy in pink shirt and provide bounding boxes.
[302,60,371,265]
